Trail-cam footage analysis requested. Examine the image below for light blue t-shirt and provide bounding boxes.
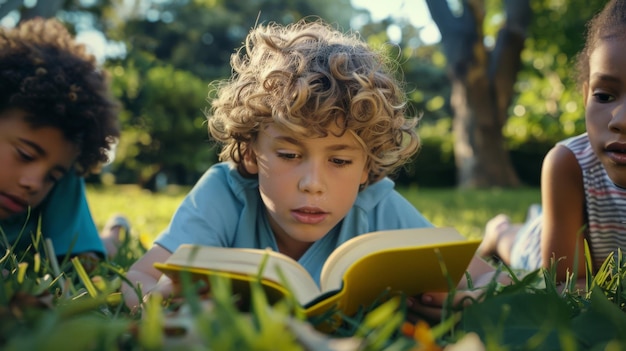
[155,162,433,285]
[0,172,104,258]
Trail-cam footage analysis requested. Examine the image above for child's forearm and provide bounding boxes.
[459,255,512,289]
[121,244,174,308]
[121,270,159,309]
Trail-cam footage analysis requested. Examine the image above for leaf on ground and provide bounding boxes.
[460,292,572,350]
[570,286,626,348]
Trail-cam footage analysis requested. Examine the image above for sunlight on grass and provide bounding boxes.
[397,186,540,239]
[13,185,626,351]
[87,184,540,245]
[86,184,188,245]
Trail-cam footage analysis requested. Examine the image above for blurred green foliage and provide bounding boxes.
[1,0,610,187]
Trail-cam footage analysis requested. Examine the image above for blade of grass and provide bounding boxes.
[71,257,98,298]
[44,238,67,297]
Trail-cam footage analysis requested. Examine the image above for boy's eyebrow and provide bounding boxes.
[19,138,46,156]
[274,135,362,151]
[19,138,70,174]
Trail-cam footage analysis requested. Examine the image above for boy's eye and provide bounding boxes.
[48,169,65,183]
[277,152,299,160]
[17,148,34,161]
[47,173,61,184]
[593,92,615,103]
[44,166,66,184]
[331,158,352,166]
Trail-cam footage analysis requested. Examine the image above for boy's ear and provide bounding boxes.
[242,147,259,175]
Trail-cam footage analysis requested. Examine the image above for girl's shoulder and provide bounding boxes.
[556,133,598,169]
[557,133,589,151]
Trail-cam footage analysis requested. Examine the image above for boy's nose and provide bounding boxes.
[18,172,44,193]
[298,162,326,194]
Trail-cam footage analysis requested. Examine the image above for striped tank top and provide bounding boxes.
[562,133,626,269]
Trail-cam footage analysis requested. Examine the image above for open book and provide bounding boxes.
[154,227,480,318]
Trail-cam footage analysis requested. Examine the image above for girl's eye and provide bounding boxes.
[331,158,352,167]
[593,92,615,103]
[277,152,299,160]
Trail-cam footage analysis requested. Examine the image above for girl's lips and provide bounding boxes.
[606,150,626,165]
[0,193,28,215]
[291,208,328,225]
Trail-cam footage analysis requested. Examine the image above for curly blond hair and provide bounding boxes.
[207,19,419,187]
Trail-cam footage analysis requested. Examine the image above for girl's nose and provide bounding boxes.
[609,104,626,132]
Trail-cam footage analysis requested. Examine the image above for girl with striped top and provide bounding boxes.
[479,0,626,283]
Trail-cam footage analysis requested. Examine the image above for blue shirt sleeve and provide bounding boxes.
[40,172,104,257]
[155,163,251,252]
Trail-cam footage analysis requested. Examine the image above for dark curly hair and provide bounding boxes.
[575,0,626,88]
[0,18,120,175]
[208,19,420,187]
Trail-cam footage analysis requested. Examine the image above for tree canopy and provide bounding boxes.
[0,0,607,188]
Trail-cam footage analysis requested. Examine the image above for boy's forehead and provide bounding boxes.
[0,109,79,171]
[0,107,27,119]
[261,121,348,138]
[1,107,46,127]
[0,108,44,130]
[259,122,365,150]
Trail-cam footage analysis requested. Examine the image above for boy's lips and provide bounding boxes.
[0,193,28,214]
[291,207,329,225]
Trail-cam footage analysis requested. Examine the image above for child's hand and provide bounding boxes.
[122,244,173,310]
[144,274,176,303]
[122,273,174,310]
[406,289,484,323]
[408,255,509,322]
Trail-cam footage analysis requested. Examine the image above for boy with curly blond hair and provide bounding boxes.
[123,19,497,310]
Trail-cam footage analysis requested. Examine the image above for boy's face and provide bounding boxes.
[584,38,626,188]
[0,109,78,219]
[247,123,368,255]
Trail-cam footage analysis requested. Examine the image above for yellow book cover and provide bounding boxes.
[154,227,480,318]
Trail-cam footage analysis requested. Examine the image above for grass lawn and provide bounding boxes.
[86,184,541,243]
[6,184,626,350]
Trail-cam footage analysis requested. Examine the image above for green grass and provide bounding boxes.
[86,184,541,242]
[86,184,188,242]
[404,186,541,239]
[5,185,626,350]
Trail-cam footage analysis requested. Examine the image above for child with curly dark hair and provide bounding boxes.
[122,19,500,311]
[0,18,121,263]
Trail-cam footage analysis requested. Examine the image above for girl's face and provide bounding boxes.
[0,109,78,219]
[585,38,626,187]
[245,123,368,259]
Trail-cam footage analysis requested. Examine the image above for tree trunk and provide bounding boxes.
[426,0,531,188]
